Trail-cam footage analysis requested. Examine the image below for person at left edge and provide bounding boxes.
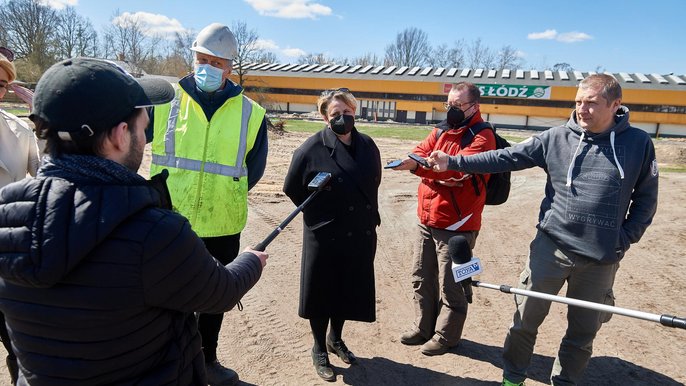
[283,88,381,382]
[0,49,40,385]
[149,23,268,386]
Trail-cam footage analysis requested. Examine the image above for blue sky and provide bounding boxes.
[46,0,684,74]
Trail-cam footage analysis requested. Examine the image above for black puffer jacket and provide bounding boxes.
[0,171,262,385]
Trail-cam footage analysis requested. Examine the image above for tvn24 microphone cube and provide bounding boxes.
[451,257,483,283]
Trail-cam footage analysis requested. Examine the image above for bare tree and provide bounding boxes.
[348,52,381,66]
[103,10,155,73]
[55,6,98,59]
[0,0,59,73]
[427,41,465,68]
[494,45,522,70]
[297,53,335,65]
[231,21,262,86]
[465,38,497,69]
[171,30,194,72]
[384,27,430,67]
[552,63,574,72]
[253,51,277,64]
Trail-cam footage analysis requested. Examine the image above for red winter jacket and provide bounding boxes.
[412,112,496,231]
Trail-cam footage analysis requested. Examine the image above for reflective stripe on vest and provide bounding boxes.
[149,86,264,237]
[151,92,253,178]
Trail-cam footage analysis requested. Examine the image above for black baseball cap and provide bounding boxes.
[31,57,175,140]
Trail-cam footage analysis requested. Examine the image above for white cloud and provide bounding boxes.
[39,0,77,10]
[282,47,307,57]
[244,0,332,19]
[528,29,593,43]
[557,31,593,43]
[112,12,187,38]
[528,29,557,40]
[249,39,306,59]
[255,39,279,50]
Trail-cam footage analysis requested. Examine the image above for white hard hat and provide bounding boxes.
[191,23,238,60]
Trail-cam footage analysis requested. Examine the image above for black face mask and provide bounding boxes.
[329,114,355,135]
[446,107,466,128]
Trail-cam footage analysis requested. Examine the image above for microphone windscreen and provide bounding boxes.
[448,235,472,264]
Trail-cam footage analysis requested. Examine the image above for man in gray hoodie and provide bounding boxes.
[429,73,659,386]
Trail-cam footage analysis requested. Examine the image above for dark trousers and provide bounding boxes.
[198,233,241,363]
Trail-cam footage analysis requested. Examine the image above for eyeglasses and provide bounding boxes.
[321,87,350,96]
[0,47,14,62]
[444,101,474,111]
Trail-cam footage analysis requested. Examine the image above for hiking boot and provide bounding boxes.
[420,337,451,356]
[311,349,335,382]
[326,339,357,364]
[205,360,239,386]
[400,329,429,345]
[502,377,526,386]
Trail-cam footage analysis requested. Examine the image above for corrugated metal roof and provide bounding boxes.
[234,62,686,89]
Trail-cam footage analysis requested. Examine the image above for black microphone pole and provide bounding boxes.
[253,172,332,252]
[472,280,686,330]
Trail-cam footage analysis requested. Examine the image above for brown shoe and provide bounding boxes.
[420,338,451,356]
[400,329,429,345]
[312,349,336,382]
[326,339,357,364]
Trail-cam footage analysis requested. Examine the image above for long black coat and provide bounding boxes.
[283,127,381,322]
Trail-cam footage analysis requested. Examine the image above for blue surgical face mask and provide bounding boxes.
[194,63,225,92]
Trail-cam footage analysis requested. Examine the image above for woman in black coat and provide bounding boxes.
[283,88,381,382]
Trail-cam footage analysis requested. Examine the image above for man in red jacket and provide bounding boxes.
[391,82,496,355]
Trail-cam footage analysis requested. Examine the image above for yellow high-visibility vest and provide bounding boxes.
[150,86,265,237]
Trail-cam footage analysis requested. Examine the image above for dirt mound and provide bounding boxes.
[655,139,686,165]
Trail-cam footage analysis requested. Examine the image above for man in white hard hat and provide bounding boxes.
[149,23,269,386]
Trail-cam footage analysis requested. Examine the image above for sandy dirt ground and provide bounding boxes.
[2,128,684,385]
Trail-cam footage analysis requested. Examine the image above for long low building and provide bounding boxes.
[231,63,686,137]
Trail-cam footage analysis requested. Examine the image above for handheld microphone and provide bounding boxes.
[448,235,482,303]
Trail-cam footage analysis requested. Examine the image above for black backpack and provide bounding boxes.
[436,121,511,205]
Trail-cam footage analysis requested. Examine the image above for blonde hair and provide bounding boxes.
[0,54,16,83]
[317,89,357,117]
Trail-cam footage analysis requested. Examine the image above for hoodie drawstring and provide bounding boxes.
[566,130,625,188]
[610,130,625,181]
[566,131,585,187]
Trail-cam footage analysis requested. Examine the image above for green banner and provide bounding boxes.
[476,83,551,99]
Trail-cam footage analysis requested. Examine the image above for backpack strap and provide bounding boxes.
[460,121,493,148]
[434,119,450,140]
[461,121,493,198]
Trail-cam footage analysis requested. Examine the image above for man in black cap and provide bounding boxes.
[0,57,268,385]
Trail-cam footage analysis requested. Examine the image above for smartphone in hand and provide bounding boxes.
[408,153,430,168]
[384,159,403,169]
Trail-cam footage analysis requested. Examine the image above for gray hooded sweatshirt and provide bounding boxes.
[448,106,658,264]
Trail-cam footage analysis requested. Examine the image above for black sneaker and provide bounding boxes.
[205,360,239,386]
[326,339,357,364]
[311,349,335,382]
